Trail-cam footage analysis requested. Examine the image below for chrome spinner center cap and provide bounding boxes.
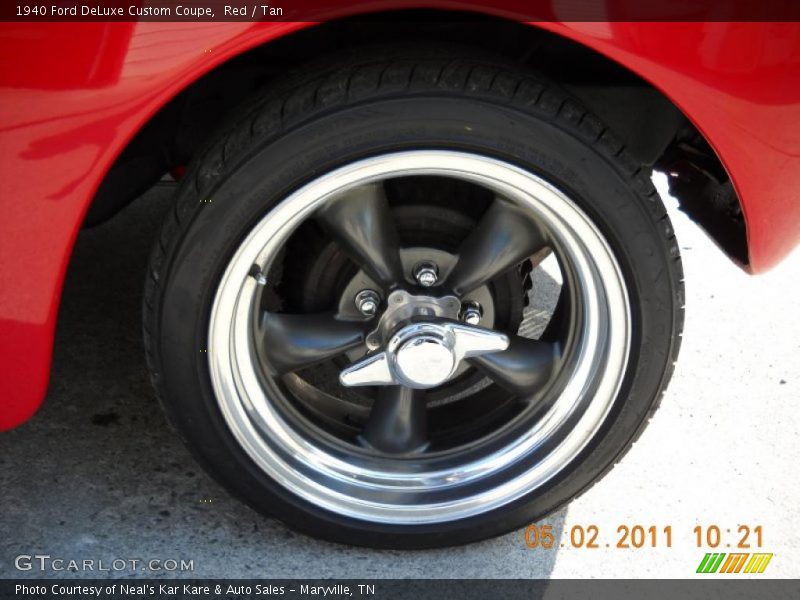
[340,321,510,389]
[394,331,457,388]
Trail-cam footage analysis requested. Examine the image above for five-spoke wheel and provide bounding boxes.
[208,151,630,524]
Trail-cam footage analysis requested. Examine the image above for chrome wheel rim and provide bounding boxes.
[208,150,631,524]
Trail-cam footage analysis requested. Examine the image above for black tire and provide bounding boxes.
[143,49,683,548]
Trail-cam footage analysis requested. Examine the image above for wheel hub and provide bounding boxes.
[340,320,510,389]
[366,288,461,350]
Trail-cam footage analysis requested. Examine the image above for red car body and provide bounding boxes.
[1,12,799,431]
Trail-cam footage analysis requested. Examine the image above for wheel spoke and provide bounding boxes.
[361,386,428,454]
[316,182,404,288]
[446,197,548,295]
[259,312,367,374]
[468,336,561,396]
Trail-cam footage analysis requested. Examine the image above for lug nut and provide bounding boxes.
[355,290,380,317]
[413,262,439,287]
[460,301,483,326]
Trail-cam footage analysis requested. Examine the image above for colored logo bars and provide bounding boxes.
[696,553,773,574]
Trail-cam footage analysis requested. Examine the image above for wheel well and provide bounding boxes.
[85,12,747,265]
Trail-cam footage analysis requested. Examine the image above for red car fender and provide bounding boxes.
[1,18,799,430]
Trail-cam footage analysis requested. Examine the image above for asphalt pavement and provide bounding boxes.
[1,174,798,579]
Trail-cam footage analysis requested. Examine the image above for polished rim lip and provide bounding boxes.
[208,150,631,524]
